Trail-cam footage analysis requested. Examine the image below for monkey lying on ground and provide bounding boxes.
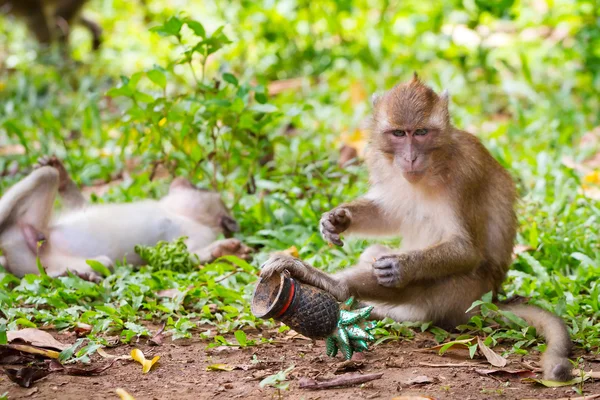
[0,157,252,282]
[261,75,572,381]
[0,0,102,50]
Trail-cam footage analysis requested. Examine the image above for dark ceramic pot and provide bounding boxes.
[251,271,340,339]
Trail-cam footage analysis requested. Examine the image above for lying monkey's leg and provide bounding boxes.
[193,238,253,264]
[35,156,86,209]
[0,167,59,276]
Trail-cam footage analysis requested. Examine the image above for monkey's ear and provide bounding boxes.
[170,177,194,192]
[371,93,382,107]
[220,215,240,237]
[439,89,450,108]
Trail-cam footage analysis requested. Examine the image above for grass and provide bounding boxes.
[0,0,599,362]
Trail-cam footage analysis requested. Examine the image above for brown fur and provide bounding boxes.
[262,77,572,381]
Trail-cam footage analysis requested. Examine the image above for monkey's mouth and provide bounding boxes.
[402,170,426,183]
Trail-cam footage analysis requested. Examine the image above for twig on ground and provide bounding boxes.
[299,372,383,390]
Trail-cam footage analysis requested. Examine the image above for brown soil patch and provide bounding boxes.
[2,332,599,400]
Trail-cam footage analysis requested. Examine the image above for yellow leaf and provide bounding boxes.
[206,363,235,371]
[130,348,160,373]
[281,246,299,258]
[583,170,600,188]
[339,128,368,156]
[116,388,136,400]
[158,117,167,127]
[350,80,368,106]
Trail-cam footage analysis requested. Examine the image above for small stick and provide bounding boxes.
[418,362,482,368]
[299,372,383,390]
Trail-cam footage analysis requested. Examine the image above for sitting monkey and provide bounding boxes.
[261,75,572,382]
[0,157,252,281]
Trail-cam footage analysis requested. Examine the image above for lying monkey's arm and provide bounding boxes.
[320,198,398,246]
[372,236,482,288]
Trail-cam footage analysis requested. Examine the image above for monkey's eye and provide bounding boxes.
[415,128,428,136]
[391,130,406,137]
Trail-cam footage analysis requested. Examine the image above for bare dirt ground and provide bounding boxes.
[2,330,599,400]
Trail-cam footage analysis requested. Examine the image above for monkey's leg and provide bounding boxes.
[0,167,59,276]
[192,238,253,264]
[35,156,86,209]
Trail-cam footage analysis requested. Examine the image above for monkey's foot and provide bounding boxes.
[325,297,377,360]
[259,253,305,280]
[210,238,253,261]
[34,156,70,190]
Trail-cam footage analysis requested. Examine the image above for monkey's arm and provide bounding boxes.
[320,198,398,246]
[260,253,350,301]
[373,236,482,288]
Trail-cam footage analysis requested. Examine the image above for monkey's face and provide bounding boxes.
[371,77,450,183]
[164,178,239,236]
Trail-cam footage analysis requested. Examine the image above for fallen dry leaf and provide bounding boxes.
[392,397,435,400]
[97,348,132,361]
[8,329,68,351]
[267,77,305,96]
[521,395,600,400]
[0,144,26,156]
[4,344,60,359]
[130,349,159,373]
[206,363,235,372]
[512,244,533,259]
[2,365,52,388]
[477,337,507,367]
[475,368,535,379]
[116,388,136,400]
[405,375,436,385]
[281,246,299,258]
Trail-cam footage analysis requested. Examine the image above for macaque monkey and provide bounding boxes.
[0,157,252,282]
[0,0,102,50]
[261,75,572,381]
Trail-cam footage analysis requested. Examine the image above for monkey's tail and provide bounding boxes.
[499,304,572,381]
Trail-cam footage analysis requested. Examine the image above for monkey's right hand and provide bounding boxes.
[260,253,308,281]
[319,207,352,246]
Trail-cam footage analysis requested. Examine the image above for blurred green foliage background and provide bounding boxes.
[0,0,599,355]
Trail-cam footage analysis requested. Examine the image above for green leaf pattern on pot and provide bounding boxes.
[325,297,376,360]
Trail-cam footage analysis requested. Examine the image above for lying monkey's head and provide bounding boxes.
[164,178,240,237]
[370,73,451,184]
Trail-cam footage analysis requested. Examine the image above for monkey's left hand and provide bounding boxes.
[260,253,308,281]
[372,254,410,288]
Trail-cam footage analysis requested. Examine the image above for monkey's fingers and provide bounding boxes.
[332,208,351,224]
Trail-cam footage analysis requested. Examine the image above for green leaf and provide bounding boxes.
[0,327,7,345]
[150,16,183,37]
[185,20,206,37]
[87,260,111,278]
[147,69,167,90]
[222,73,238,86]
[59,338,85,362]
[234,330,247,347]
